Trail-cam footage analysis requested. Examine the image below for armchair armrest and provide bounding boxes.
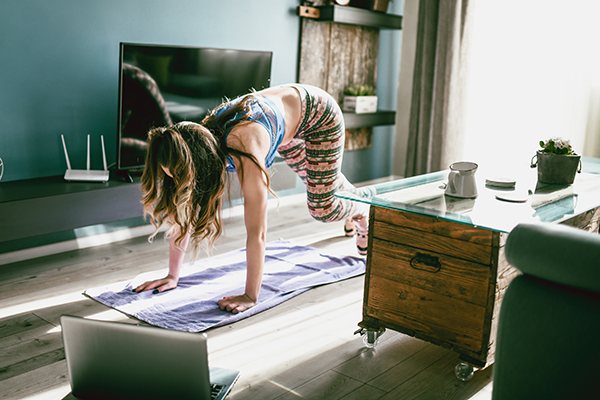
[505,222,600,293]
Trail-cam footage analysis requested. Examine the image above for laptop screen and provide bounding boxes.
[61,315,217,400]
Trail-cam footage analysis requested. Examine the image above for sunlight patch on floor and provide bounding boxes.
[0,291,85,320]
[208,308,319,354]
[83,309,136,322]
[19,384,71,400]
[207,289,364,381]
[72,223,158,250]
[288,227,350,248]
[208,284,361,351]
[45,325,62,334]
[268,380,304,397]
[467,381,493,400]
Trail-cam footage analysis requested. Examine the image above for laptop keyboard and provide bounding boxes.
[211,383,224,399]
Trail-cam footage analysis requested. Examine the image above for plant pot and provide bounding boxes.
[343,95,378,113]
[530,151,582,184]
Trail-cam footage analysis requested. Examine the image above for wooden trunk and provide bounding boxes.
[360,206,516,368]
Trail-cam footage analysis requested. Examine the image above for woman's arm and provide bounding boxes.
[134,227,190,293]
[218,124,270,313]
[218,173,268,313]
[242,168,269,301]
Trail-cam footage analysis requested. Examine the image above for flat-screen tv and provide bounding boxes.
[116,42,272,176]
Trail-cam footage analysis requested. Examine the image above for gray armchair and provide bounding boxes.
[493,222,600,400]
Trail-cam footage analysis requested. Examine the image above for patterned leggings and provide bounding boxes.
[277,84,370,223]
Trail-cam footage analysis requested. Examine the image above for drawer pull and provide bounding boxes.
[410,253,441,273]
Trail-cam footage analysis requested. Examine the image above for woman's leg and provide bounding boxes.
[281,84,370,223]
[277,138,307,184]
[278,134,361,238]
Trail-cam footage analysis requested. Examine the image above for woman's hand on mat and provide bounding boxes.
[133,275,178,294]
[218,293,256,314]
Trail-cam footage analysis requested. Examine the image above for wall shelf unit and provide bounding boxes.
[298,4,401,132]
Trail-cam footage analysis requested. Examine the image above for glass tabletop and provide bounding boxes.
[337,157,600,233]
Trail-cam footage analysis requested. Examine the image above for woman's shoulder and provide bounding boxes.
[227,122,270,157]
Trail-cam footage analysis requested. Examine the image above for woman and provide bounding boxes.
[133,84,371,314]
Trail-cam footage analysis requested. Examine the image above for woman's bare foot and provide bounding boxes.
[353,215,369,256]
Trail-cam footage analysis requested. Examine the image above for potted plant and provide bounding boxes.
[530,137,582,184]
[342,84,378,114]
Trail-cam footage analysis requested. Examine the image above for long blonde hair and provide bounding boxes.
[141,95,273,256]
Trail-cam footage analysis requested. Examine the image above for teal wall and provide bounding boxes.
[0,0,300,182]
[0,0,402,185]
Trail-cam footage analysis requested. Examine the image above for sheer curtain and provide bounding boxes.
[461,1,600,177]
[401,0,474,177]
[396,0,600,178]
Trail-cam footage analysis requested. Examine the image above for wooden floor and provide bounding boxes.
[0,192,494,400]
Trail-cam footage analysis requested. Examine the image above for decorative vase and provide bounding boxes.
[530,151,582,184]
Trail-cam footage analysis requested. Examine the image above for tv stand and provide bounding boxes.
[0,161,296,252]
[0,174,145,247]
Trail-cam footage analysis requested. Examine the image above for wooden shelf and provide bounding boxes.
[298,5,402,30]
[343,110,396,129]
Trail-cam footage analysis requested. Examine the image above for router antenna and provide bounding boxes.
[86,135,91,171]
[101,135,108,171]
[62,134,110,183]
[61,135,72,170]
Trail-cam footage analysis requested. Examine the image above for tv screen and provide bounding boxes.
[116,42,273,173]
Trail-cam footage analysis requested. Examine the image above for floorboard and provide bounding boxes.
[0,192,493,400]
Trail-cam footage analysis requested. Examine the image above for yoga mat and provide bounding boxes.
[85,240,365,332]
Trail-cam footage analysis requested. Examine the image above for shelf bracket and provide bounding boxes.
[298,6,320,19]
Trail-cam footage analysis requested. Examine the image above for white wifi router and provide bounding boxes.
[61,134,110,182]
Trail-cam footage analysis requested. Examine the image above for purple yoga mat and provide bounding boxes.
[85,240,365,332]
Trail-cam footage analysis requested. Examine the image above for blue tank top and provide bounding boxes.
[216,95,285,172]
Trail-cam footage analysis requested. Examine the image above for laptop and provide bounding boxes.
[60,315,239,400]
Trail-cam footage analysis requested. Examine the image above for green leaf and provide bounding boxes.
[344,84,376,96]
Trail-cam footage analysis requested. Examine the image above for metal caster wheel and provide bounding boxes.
[454,362,474,382]
[354,328,385,348]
